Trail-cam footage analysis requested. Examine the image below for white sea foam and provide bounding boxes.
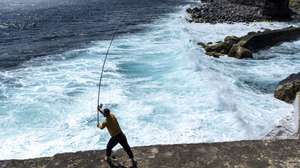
[0,7,298,159]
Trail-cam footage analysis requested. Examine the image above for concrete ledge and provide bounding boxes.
[1,139,300,168]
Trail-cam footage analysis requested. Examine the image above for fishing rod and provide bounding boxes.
[96,29,118,125]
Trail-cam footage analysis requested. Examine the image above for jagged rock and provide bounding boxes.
[199,36,251,59]
[263,0,291,19]
[224,36,240,45]
[206,51,224,58]
[228,45,253,59]
[274,72,300,104]
[242,26,300,51]
[199,26,300,59]
[205,42,231,53]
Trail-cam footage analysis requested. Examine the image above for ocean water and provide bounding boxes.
[0,1,299,160]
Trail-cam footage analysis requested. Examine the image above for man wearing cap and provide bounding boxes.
[97,105,136,167]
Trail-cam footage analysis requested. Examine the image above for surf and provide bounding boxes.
[0,5,298,159]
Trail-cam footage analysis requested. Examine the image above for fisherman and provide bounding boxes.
[97,105,136,167]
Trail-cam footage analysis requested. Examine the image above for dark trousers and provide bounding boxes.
[106,132,134,159]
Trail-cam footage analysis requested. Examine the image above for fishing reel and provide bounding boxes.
[97,104,103,113]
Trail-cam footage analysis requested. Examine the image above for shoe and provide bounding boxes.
[129,159,137,168]
[105,156,112,164]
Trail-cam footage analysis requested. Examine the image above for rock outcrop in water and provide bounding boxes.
[198,36,253,59]
[275,72,300,104]
[199,26,300,59]
[186,0,293,23]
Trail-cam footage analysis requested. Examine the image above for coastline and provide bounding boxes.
[1,1,300,167]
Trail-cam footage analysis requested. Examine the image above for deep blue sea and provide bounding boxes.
[0,0,299,159]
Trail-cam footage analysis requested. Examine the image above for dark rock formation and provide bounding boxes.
[228,45,253,59]
[263,0,291,19]
[1,139,300,168]
[186,0,293,23]
[199,26,300,59]
[229,0,291,19]
[275,72,300,104]
[199,35,252,59]
[186,0,266,24]
[241,27,300,51]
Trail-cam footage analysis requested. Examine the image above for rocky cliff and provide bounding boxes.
[275,73,300,104]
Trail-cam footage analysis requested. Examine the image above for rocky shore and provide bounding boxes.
[186,0,293,24]
[186,0,266,24]
[1,1,300,168]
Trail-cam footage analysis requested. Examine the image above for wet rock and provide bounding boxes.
[205,42,231,53]
[224,36,240,45]
[228,45,253,59]
[242,26,300,51]
[200,36,251,59]
[206,51,224,58]
[199,26,300,59]
[274,72,300,104]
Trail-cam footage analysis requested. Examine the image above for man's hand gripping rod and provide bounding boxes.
[97,104,104,114]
